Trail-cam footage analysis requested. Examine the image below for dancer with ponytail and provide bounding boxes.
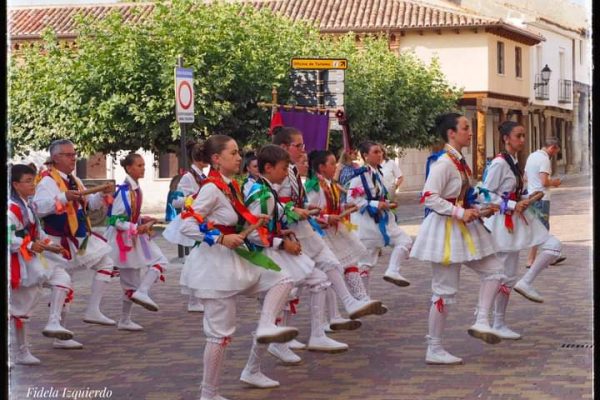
[480,121,561,339]
[347,141,413,296]
[179,135,299,400]
[167,139,208,312]
[410,113,505,365]
[104,153,168,331]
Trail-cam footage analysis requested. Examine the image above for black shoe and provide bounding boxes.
[550,256,567,266]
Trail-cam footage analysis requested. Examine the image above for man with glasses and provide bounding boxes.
[524,137,566,268]
[32,139,116,349]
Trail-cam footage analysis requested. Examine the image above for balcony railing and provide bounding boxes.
[558,79,572,103]
[534,74,549,100]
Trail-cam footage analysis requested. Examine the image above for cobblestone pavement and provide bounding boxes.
[9,175,593,400]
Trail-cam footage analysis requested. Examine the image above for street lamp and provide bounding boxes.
[533,64,552,89]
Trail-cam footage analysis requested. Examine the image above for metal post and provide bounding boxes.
[177,55,188,259]
[316,70,325,109]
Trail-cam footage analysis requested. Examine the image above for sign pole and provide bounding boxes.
[177,55,188,176]
[176,55,189,258]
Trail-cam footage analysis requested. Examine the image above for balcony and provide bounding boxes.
[558,79,572,103]
[534,74,549,100]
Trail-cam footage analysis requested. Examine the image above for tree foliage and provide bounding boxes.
[8,0,461,157]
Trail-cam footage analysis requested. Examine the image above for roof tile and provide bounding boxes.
[9,0,542,44]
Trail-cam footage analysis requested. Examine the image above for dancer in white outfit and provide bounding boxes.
[178,135,299,400]
[105,153,168,331]
[32,139,117,349]
[269,127,382,360]
[481,121,561,339]
[347,141,413,293]
[410,113,505,364]
[306,150,386,331]
[9,164,74,365]
[170,140,208,312]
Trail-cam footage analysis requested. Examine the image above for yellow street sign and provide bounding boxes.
[291,58,348,70]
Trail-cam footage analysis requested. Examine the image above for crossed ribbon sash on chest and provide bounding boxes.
[352,167,392,245]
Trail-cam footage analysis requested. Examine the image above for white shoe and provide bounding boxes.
[347,299,382,320]
[42,319,74,340]
[15,346,41,365]
[307,335,349,353]
[329,317,362,331]
[492,325,522,340]
[287,339,306,350]
[256,325,298,344]
[130,291,159,312]
[240,369,280,388]
[200,396,231,400]
[323,323,334,333]
[53,339,83,349]
[187,302,204,313]
[268,343,302,365]
[514,280,544,303]
[118,319,144,331]
[83,311,116,326]
[383,271,411,287]
[467,323,502,344]
[426,346,463,365]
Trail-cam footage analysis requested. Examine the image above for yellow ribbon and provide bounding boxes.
[442,218,477,265]
[341,218,358,232]
[184,196,193,209]
[49,168,81,236]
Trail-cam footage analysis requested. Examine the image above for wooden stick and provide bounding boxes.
[528,191,545,203]
[79,183,112,196]
[40,243,64,254]
[338,205,358,218]
[307,208,322,216]
[239,218,267,240]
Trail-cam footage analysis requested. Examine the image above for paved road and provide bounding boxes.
[9,175,593,400]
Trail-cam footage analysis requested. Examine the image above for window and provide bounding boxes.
[559,48,565,79]
[515,47,522,78]
[579,40,583,65]
[497,41,505,74]
[536,45,543,71]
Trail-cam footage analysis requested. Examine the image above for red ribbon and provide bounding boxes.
[359,269,369,277]
[204,169,269,246]
[289,298,300,315]
[11,316,24,330]
[434,298,444,313]
[55,285,75,303]
[153,264,166,282]
[498,284,511,297]
[504,192,517,232]
[419,191,432,204]
[10,253,22,289]
[124,289,135,298]
[220,336,232,348]
[344,266,360,275]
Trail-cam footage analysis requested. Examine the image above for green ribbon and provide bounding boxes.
[245,185,272,215]
[283,202,300,223]
[304,176,320,193]
[107,214,130,226]
[235,246,281,271]
[8,224,16,245]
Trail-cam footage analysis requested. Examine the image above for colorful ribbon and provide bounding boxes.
[234,246,281,271]
[441,218,476,265]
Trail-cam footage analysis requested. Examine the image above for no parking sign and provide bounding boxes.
[174,67,194,123]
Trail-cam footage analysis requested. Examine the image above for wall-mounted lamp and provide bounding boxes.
[533,64,552,89]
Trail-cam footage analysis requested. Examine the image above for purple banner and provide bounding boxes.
[280,109,329,153]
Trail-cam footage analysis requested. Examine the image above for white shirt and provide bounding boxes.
[380,159,403,195]
[524,149,552,200]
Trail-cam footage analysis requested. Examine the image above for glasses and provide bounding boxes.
[58,152,78,158]
[290,143,306,150]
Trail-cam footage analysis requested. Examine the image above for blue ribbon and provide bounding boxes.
[425,150,446,181]
[477,186,492,203]
[165,191,184,222]
[360,205,390,246]
[199,223,221,246]
[500,192,511,215]
[307,216,326,237]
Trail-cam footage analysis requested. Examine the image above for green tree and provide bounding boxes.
[8,0,461,157]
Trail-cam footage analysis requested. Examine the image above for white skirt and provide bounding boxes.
[484,208,550,252]
[351,209,412,250]
[12,251,62,287]
[263,248,314,285]
[105,227,168,270]
[162,214,196,247]
[323,223,367,267]
[410,213,496,264]
[180,243,289,299]
[47,233,112,271]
